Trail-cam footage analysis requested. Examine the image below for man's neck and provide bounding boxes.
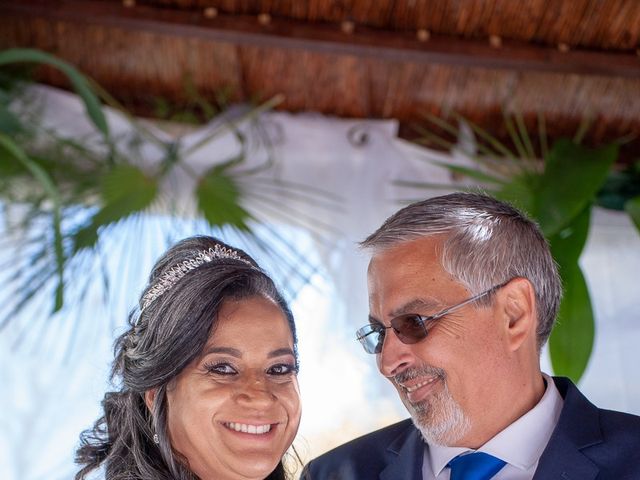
[455,373,546,449]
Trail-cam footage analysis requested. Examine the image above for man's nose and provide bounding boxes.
[378,328,414,378]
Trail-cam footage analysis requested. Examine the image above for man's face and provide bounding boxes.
[367,236,512,447]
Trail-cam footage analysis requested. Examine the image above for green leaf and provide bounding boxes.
[537,112,548,159]
[624,195,640,234]
[420,112,460,138]
[573,114,594,145]
[196,166,252,230]
[493,172,538,216]
[547,207,592,383]
[548,206,591,266]
[430,161,507,185]
[73,165,158,250]
[410,123,455,150]
[0,48,109,138]
[0,133,65,311]
[450,111,516,158]
[535,140,618,237]
[0,104,22,134]
[596,168,640,211]
[503,111,529,160]
[549,263,594,383]
[100,164,155,204]
[393,180,476,191]
[514,110,535,159]
[0,139,27,177]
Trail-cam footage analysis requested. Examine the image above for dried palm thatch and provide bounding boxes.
[1,0,639,158]
[129,0,640,51]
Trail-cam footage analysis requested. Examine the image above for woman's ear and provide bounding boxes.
[144,388,157,412]
[501,277,537,352]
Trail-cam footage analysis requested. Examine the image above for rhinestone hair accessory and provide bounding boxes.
[140,245,254,312]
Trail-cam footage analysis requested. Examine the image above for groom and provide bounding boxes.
[303,193,640,479]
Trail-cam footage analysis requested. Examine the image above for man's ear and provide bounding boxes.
[500,277,537,352]
[144,388,157,412]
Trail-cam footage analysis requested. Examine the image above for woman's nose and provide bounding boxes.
[235,375,276,406]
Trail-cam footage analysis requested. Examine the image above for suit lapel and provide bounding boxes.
[533,377,601,480]
[380,423,424,480]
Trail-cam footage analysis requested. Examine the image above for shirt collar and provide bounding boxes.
[426,373,564,476]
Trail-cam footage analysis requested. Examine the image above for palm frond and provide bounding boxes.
[400,108,633,383]
[0,48,109,139]
[502,110,530,161]
[514,110,536,160]
[537,112,548,159]
[0,134,65,311]
[573,112,594,145]
[1,50,338,354]
[450,111,517,159]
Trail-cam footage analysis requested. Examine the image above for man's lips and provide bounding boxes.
[397,375,441,403]
[399,376,439,393]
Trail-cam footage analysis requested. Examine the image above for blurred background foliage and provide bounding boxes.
[0,48,338,352]
[1,47,638,383]
[401,111,640,382]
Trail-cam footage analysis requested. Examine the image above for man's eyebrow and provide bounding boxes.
[389,298,442,318]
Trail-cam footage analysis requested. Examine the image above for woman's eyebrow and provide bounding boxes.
[201,346,295,358]
[268,348,295,358]
[202,346,242,358]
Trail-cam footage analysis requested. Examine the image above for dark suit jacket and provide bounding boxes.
[301,377,640,480]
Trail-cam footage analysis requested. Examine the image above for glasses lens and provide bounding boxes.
[391,314,427,344]
[356,324,383,354]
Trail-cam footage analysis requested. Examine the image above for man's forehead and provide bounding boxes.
[366,237,465,313]
[367,238,443,277]
[368,235,445,262]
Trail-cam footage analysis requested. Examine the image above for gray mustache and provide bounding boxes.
[394,365,445,384]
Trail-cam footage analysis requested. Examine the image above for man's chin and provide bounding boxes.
[411,416,469,446]
[406,400,471,446]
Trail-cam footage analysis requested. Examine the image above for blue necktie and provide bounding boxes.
[447,452,506,480]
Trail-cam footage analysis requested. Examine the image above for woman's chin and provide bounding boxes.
[192,457,282,480]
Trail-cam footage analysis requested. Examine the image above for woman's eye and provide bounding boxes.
[204,363,237,375]
[267,363,298,376]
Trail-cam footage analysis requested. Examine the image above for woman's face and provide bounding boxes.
[162,296,301,480]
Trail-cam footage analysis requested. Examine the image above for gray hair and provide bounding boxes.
[361,192,562,349]
[76,236,296,480]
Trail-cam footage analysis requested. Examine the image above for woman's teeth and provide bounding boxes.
[224,422,272,434]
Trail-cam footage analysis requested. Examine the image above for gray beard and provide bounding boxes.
[394,367,471,446]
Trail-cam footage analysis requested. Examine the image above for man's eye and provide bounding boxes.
[371,324,386,336]
[204,363,237,375]
[406,314,426,326]
[267,363,298,376]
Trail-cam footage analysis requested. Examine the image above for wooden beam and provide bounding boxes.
[2,0,640,79]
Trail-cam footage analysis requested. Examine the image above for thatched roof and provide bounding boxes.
[2,0,639,159]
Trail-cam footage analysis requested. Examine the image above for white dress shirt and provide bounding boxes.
[421,374,564,480]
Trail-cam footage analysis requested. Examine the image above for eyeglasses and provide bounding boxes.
[356,281,510,354]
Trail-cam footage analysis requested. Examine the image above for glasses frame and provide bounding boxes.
[356,280,511,354]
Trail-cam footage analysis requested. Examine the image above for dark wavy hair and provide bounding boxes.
[75,235,299,479]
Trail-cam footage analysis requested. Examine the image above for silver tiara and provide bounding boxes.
[140,245,253,312]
